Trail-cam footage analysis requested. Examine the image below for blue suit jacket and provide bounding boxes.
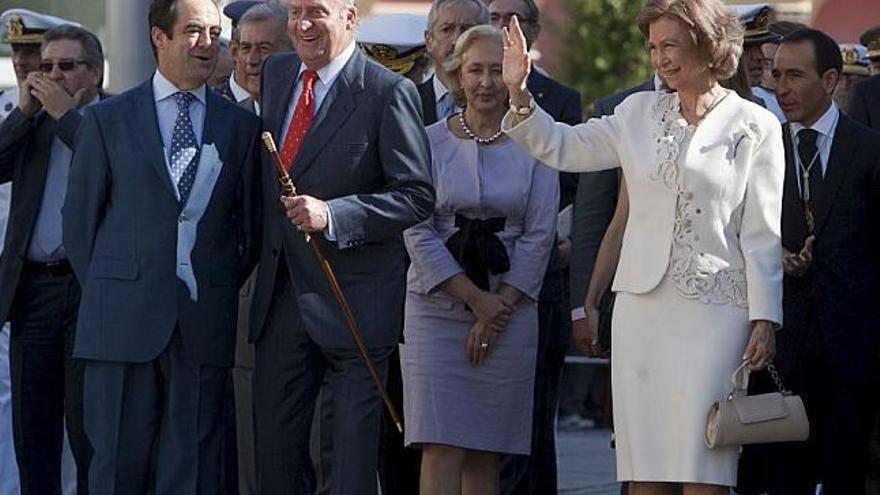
[250,50,434,349]
[63,80,262,366]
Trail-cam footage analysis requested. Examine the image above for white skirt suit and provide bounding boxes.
[503,90,785,485]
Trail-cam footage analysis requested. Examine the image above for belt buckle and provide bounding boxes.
[43,260,67,277]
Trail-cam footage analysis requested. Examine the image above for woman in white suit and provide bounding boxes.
[502,0,784,493]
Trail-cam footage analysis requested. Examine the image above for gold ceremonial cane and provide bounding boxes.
[262,132,404,434]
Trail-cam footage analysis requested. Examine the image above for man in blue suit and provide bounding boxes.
[249,0,434,492]
[62,0,261,493]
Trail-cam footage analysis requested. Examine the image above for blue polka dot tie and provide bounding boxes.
[171,91,200,206]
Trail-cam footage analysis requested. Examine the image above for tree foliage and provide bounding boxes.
[555,0,652,111]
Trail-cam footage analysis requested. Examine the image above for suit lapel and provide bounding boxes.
[132,81,178,200]
[781,124,808,249]
[200,89,231,181]
[813,115,855,235]
[291,51,365,181]
[418,77,437,126]
[268,57,299,141]
[528,72,549,110]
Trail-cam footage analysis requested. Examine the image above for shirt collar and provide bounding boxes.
[298,40,357,88]
[228,72,251,103]
[152,69,207,106]
[790,101,839,141]
[433,74,449,104]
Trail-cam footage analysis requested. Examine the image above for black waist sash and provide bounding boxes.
[445,214,510,292]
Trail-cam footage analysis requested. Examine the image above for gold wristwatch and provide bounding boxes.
[510,96,535,116]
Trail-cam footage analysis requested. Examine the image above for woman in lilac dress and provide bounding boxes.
[401,25,558,495]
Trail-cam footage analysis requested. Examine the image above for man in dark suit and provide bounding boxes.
[0,24,105,495]
[62,1,261,493]
[215,4,291,494]
[418,0,489,126]
[215,1,291,114]
[746,29,880,494]
[250,0,434,492]
[848,74,880,129]
[483,1,582,493]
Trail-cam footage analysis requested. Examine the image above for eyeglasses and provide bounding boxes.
[39,59,90,73]
[489,12,536,25]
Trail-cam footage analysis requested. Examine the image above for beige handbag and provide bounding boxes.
[705,361,809,448]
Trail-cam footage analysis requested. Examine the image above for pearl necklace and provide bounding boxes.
[458,112,504,144]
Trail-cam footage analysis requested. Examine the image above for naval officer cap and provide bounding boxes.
[840,43,870,76]
[1,8,81,45]
[223,0,266,28]
[860,25,880,61]
[357,14,428,76]
[728,4,781,45]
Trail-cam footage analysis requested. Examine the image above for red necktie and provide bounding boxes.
[280,69,318,171]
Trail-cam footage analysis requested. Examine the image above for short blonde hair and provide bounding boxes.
[442,25,504,107]
[637,0,743,81]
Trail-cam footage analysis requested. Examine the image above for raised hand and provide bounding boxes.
[782,235,814,277]
[502,16,531,97]
[29,74,86,120]
[19,73,43,117]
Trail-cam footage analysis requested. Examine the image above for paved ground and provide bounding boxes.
[557,427,620,495]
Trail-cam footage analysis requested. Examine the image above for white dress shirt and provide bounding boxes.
[790,101,839,191]
[152,69,207,197]
[279,41,357,241]
[433,75,459,120]
[280,41,357,140]
[27,96,100,262]
[228,71,250,103]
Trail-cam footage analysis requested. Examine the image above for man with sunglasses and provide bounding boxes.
[0,21,104,495]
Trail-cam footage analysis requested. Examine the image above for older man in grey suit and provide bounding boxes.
[62,0,261,493]
[249,0,434,493]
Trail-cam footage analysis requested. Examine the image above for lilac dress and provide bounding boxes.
[401,118,558,454]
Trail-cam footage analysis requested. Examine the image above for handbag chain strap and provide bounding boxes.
[766,364,788,394]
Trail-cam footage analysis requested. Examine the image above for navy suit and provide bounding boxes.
[741,115,880,494]
[848,74,880,129]
[0,105,97,495]
[63,80,261,494]
[500,70,582,495]
[251,50,433,495]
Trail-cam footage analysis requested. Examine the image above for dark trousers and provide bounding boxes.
[743,348,874,494]
[500,298,569,495]
[231,270,258,495]
[83,331,228,495]
[254,268,392,495]
[377,348,421,495]
[9,269,90,495]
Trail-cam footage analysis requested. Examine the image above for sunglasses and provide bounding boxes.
[39,59,90,73]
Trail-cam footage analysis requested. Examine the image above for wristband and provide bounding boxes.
[570,306,586,321]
